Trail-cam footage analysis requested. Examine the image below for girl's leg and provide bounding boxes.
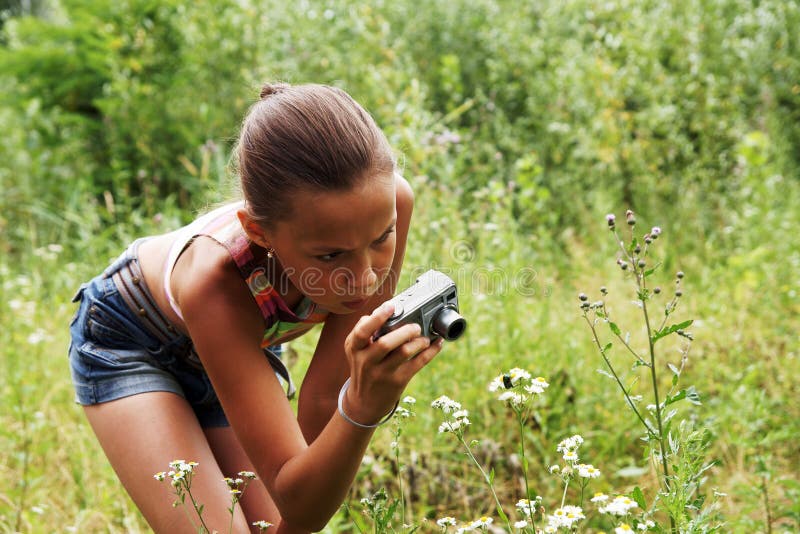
[83,391,251,533]
[204,426,282,529]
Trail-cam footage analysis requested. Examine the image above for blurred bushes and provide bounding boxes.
[1,0,798,261]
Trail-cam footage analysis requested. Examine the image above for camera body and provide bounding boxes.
[377,270,466,342]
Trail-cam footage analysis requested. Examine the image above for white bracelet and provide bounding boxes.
[337,377,398,429]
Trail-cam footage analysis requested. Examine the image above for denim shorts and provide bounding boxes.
[68,239,291,427]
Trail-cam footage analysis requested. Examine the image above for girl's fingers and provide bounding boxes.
[381,334,432,366]
[367,323,423,360]
[347,303,396,350]
[401,337,444,377]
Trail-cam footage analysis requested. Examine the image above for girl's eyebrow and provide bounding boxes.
[309,219,397,253]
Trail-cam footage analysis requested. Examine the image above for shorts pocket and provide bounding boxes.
[85,297,155,350]
[79,341,157,368]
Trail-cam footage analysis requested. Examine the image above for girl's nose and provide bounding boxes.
[350,254,378,293]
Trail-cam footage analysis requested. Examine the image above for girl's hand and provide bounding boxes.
[342,303,442,425]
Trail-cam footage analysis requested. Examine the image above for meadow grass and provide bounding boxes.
[2,175,797,533]
[2,0,799,529]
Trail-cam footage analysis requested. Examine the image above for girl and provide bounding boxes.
[68,83,443,533]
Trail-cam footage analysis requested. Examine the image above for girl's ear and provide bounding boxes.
[236,208,272,249]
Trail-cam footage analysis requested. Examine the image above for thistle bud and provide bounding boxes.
[676,271,685,279]
[650,226,662,238]
[654,287,661,294]
[638,259,646,268]
[634,244,641,254]
[600,286,608,295]
[675,289,683,297]
[606,214,616,229]
[579,293,588,301]
[626,210,636,226]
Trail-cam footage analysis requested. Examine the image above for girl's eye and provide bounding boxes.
[316,251,343,262]
[374,228,395,245]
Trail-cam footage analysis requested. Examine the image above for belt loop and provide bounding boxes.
[102,239,144,279]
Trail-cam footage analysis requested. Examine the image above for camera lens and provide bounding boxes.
[432,307,467,341]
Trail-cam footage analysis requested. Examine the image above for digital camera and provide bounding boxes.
[377,270,466,341]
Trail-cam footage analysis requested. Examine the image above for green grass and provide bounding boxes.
[2,176,798,532]
[2,0,799,530]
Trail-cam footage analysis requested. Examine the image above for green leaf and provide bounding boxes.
[652,319,694,343]
[631,486,647,509]
[496,506,509,522]
[643,261,662,278]
[603,342,612,353]
[385,499,400,521]
[665,386,702,406]
[609,322,621,336]
[665,390,686,406]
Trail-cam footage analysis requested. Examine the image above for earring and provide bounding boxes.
[266,247,275,259]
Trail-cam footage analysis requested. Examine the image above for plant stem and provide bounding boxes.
[457,434,512,531]
[560,474,570,508]
[516,408,537,532]
[640,288,671,490]
[396,443,406,526]
[636,265,676,534]
[228,495,237,534]
[583,314,652,434]
[184,482,212,534]
[516,410,532,502]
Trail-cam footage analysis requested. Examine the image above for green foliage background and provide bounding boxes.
[1,0,798,531]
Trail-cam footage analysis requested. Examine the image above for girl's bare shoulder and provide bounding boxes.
[139,231,255,334]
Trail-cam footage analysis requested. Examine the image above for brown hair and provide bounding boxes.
[235,83,395,227]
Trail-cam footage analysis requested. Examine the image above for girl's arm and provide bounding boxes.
[297,175,415,443]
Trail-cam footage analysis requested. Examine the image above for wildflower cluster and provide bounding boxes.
[223,470,257,505]
[431,395,471,435]
[550,435,600,483]
[488,367,549,410]
[515,497,541,520]
[543,505,585,532]
[435,515,494,532]
[153,460,272,533]
[252,520,274,532]
[590,493,655,532]
[597,495,638,516]
[154,460,209,532]
[154,459,199,491]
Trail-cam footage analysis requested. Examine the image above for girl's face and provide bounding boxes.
[256,174,398,314]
